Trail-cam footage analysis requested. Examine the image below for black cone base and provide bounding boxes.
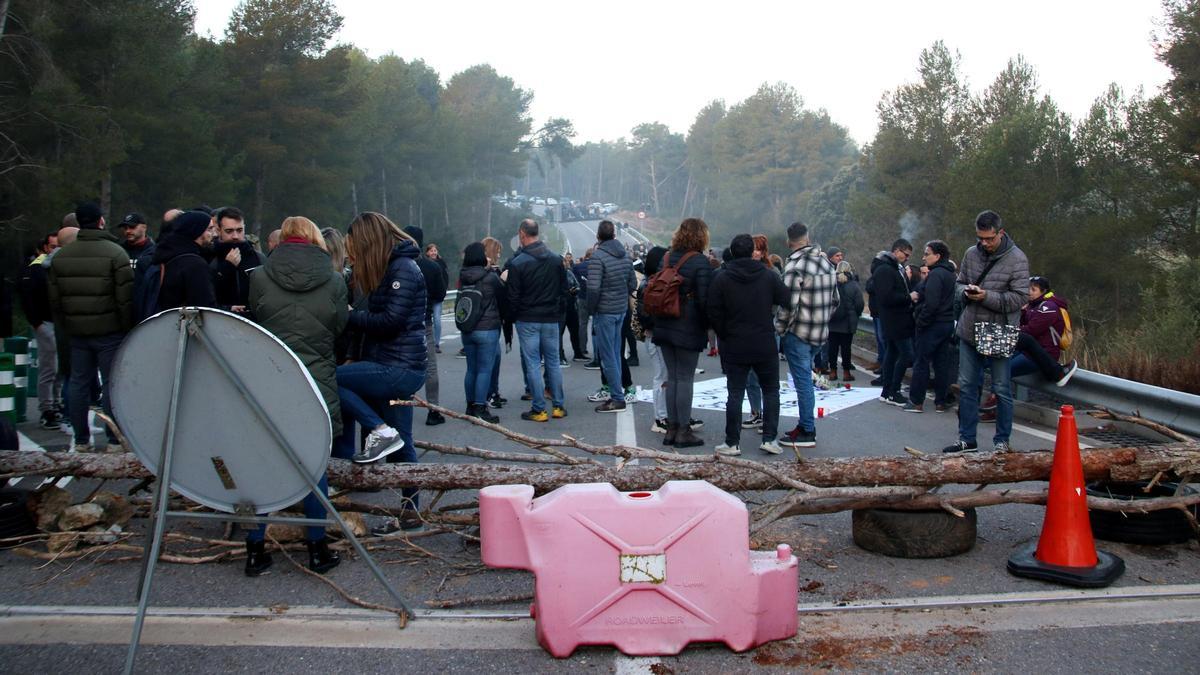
[1006,543,1125,588]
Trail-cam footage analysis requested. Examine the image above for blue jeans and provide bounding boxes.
[433,306,443,346]
[957,340,1013,446]
[592,311,625,402]
[781,333,816,433]
[463,329,500,405]
[910,322,954,405]
[68,332,123,446]
[489,335,502,398]
[881,336,914,399]
[334,361,425,457]
[248,474,330,542]
[516,321,564,412]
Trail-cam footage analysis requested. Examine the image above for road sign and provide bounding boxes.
[638,211,646,220]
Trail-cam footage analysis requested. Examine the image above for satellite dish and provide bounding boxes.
[110,308,331,514]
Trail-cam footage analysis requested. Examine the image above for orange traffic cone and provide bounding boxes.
[1007,405,1125,587]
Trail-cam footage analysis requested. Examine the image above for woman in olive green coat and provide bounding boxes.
[245,216,348,576]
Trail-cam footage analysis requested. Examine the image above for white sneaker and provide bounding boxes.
[72,443,93,453]
[759,440,783,455]
[650,418,669,434]
[105,443,124,454]
[714,443,741,456]
[1056,359,1078,387]
[353,427,405,463]
[587,387,611,402]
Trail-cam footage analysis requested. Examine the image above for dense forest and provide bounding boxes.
[2,0,1198,388]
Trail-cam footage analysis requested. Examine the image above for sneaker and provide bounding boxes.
[759,440,783,455]
[870,377,883,386]
[594,399,627,413]
[560,357,570,368]
[371,513,423,536]
[487,393,506,409]
[425,410,446,426]
[435,346,442,354]
[902,402,923,413]
[105,443,124,453]
[552,406,568,419]
[520,392,533,401]
[72,443,93,453]
[584,360,601,370]
[469,405,500,424]
[741,413,763,429]
[779,427,816,448]
[695,367,705,375]
[587,386,611,402]
[1056,359,1078,387]
[688,418,704,430]
[980,409,997,423]
[573,355,590,362]
[942,440,979,454]
[353,427,405,463]
[455,348,467,359]
[651,418,669,434]
[934,403,950,413]
[40,411,62,430]
[885,393,907,407]
[993,441,1012,453]
[624,386,637,402]
[715,442,741,456]
[521,409,549,422]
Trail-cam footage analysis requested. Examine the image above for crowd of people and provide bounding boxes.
[15,202,1080,575]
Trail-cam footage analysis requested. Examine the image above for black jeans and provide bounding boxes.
[881,336,914,399]
[827,331,854,372]
[659,343,700,426]
[725,359,780,446]
[910,321,955,405]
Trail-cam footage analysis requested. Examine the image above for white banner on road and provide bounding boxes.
[634,376,881,418]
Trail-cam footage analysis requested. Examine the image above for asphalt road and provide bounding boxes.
[2,315,1197,673]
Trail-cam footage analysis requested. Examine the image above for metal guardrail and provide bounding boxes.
[856,314,1200,437]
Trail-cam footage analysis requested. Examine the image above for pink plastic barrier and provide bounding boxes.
[480,480,799,657]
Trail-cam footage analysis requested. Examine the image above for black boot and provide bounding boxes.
[663,423,678,446]
[306,537,340,574]
[244,539,273,577]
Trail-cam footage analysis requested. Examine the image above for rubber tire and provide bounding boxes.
[852,507,977,558]
[1087,481,1198,546]
[0,488,37,540]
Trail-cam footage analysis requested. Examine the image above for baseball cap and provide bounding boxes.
[119,212,146,228]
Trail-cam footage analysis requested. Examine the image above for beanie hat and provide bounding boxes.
[173,211,212,241]
[826,246,842,259]
[403,225,424,247]
[75,202,103,228]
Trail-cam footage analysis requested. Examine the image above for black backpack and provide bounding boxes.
[454,283,486,332]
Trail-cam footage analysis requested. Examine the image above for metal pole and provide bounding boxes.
[188,317,412,616]
[125,310,192,675]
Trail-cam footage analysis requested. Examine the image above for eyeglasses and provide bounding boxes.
[977,231,1002,244]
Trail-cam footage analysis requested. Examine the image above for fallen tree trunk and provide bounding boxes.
[2,445,1197,493]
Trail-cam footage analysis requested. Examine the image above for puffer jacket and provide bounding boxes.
[506,240,565,323]
[459,265,506,332]
[956,235,1030,345]
[1021,292,1068,360]
[249,240,349,437]
[48,228,134,336]
[349,240,427,372]
[870,251,914,340]
[829,274,864,335]
[586,238,636,316]
[914,257,956,330]
[650,249,713,352]
[706,257,789,364]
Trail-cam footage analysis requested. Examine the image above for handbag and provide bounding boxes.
[968,256,1018,358]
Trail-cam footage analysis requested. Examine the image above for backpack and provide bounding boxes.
[134,262,165,323]
[1051,307,1073,351]
[643,251,698,319]
[454,280,487,333]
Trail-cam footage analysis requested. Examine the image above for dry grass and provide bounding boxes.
[1079,341,1200,395]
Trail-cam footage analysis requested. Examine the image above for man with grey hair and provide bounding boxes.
[944,210,1029,454]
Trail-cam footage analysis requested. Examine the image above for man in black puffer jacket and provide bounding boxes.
[707,234,789,456]
[870,238,915,406]
[505,219,567,421]
[209,206,263,312]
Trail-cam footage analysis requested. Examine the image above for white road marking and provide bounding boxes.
[1012,421,1093,449]
[8,431,72,489]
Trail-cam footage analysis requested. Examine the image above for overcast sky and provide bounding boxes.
[194,0,1173,147]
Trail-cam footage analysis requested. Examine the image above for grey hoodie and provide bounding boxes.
[587,238,636,316]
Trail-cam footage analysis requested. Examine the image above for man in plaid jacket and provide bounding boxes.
[775,221,839,451]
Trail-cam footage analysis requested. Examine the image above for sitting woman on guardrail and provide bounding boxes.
[247,216,347,576]
[1014,276,1077,386]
